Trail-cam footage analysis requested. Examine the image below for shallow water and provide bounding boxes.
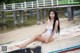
[0,25,22,34]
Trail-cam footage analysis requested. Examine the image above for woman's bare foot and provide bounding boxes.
[15,44,27,49]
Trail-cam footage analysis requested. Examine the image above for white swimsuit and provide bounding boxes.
[42,24,54,38]
[42,20,59,38]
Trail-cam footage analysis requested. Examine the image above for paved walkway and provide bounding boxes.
[0,18,80,53]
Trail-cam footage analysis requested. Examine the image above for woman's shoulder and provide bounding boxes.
[47,19,50,23]
[55,20,59,25]
[45,19,50,25]
[56,20,58,23]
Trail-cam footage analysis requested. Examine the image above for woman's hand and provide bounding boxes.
[37,34,41,37]
[45,39,49,43]
[44,36,51,43]
[39,34,42,36]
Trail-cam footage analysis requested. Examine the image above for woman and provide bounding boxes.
[15,10,60,49]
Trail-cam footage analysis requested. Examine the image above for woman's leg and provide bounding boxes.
[37,36,54,43]
[49,37,54,42]
[15,35,47,48]
[15,35,54,49]
[15,35,39,48]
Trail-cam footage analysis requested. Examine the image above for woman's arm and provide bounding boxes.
[51,20,58,36]
[40,29,47,35]
[40,20,49,35]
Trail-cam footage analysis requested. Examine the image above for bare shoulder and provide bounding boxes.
[47,19,50,22]
[46,19,50,23]
[56,20,58,23]
[55,20,59,25]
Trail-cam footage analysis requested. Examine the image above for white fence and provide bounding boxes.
[0,0,80,10]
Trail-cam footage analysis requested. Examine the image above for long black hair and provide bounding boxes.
[49,10,60,34]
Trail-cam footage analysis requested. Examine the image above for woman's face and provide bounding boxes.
[49,11,55,19]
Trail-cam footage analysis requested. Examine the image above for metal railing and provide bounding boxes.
[0,0,80,10]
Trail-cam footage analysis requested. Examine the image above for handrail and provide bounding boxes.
[0,0,79,10]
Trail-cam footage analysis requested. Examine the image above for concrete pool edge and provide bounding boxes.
[49,44,80,53]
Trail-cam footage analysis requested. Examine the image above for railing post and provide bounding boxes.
[51,0,54,6]
[43,9,46,23]
[57,0,59,5]
[37,0,39,8]
[32,2,34,8]
[12,3,15,10]
[3,3,6,10]
[21,3,23,9]
[67,7,74,21]
[36,9,40,25]
[43,0,45,6]
[19,10,24,24]
[13,11,18,25]
[24,2,27,9]
[2,11,6,24]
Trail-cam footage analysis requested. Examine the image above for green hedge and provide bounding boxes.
[58,0,80,5]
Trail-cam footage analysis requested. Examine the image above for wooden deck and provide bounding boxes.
[0,24,80,53]
[0,0,80,11]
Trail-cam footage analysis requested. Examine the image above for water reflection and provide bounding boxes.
[1,26,7,32]
[0,24,23,34]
